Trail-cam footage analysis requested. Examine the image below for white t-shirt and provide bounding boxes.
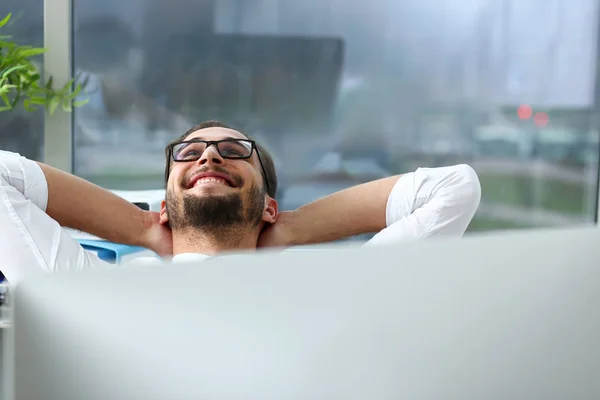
[0,150,481,283]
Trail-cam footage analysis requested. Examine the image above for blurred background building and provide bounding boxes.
[1,0,599,236]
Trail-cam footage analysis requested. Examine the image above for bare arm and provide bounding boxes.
[277,176,401,246]
[37,162,170,254]
[260,164,481,247]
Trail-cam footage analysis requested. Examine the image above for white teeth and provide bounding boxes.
[194,177,228,187]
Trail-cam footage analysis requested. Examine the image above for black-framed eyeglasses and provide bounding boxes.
[168,138,270,194]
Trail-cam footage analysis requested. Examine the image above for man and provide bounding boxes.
[0,120,481,283]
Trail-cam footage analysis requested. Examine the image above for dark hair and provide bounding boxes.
[164,120,278,198]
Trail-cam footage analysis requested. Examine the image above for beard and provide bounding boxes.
[166,183,265,235]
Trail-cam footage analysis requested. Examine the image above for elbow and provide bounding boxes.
[452,164,482,213]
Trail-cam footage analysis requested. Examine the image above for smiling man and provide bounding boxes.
[162,122,279,256]
[0,120,481,283]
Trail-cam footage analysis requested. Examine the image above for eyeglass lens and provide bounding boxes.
[173,140,252,161]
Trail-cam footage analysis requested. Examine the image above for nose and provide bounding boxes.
[196,143,224,166]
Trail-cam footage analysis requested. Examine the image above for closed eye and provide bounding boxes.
[221,149,245,157]
[180,150,200,159]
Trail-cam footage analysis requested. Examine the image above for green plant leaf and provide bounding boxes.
[0,92,11,108]
[1,64,26,78]
[61,100,72,112]
[18,72,39,90]
[0,83,15,95]
[48,96,60,115]
[17,47,47,58]
[29,96,45,105]
[71,83,83,98]
[9,85,21,107]
[73,99,89,107]
[28,73,41,82]
[0,13,11,29]
[45,76,53,90]
[58,79,73,94]
[22,99,37,112]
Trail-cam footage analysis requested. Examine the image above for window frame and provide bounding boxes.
[43,0,73,173]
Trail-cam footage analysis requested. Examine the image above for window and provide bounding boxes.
[72,0,600,232]
[0,0,44,161]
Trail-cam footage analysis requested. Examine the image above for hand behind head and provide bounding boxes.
[144,211,174,256]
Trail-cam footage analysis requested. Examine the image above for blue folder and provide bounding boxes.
[77,239,156,264]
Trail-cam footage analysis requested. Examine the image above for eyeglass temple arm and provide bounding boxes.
[254,148,270,195]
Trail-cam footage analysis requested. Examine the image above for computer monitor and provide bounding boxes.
[147,33,343,134]
[4,226,600,400]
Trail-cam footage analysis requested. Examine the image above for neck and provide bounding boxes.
[172,225,260,256]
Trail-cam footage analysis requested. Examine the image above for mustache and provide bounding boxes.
[182,166,244,188]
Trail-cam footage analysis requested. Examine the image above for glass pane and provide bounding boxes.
[0,0,44,161]
[73,0,600,234]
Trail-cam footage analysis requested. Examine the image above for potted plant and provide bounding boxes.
[0,12,87,115]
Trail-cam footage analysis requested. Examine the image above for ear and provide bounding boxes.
[262,195,278,224]
[159,200,169,225]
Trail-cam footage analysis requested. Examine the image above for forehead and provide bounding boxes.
[184,127,248,141]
